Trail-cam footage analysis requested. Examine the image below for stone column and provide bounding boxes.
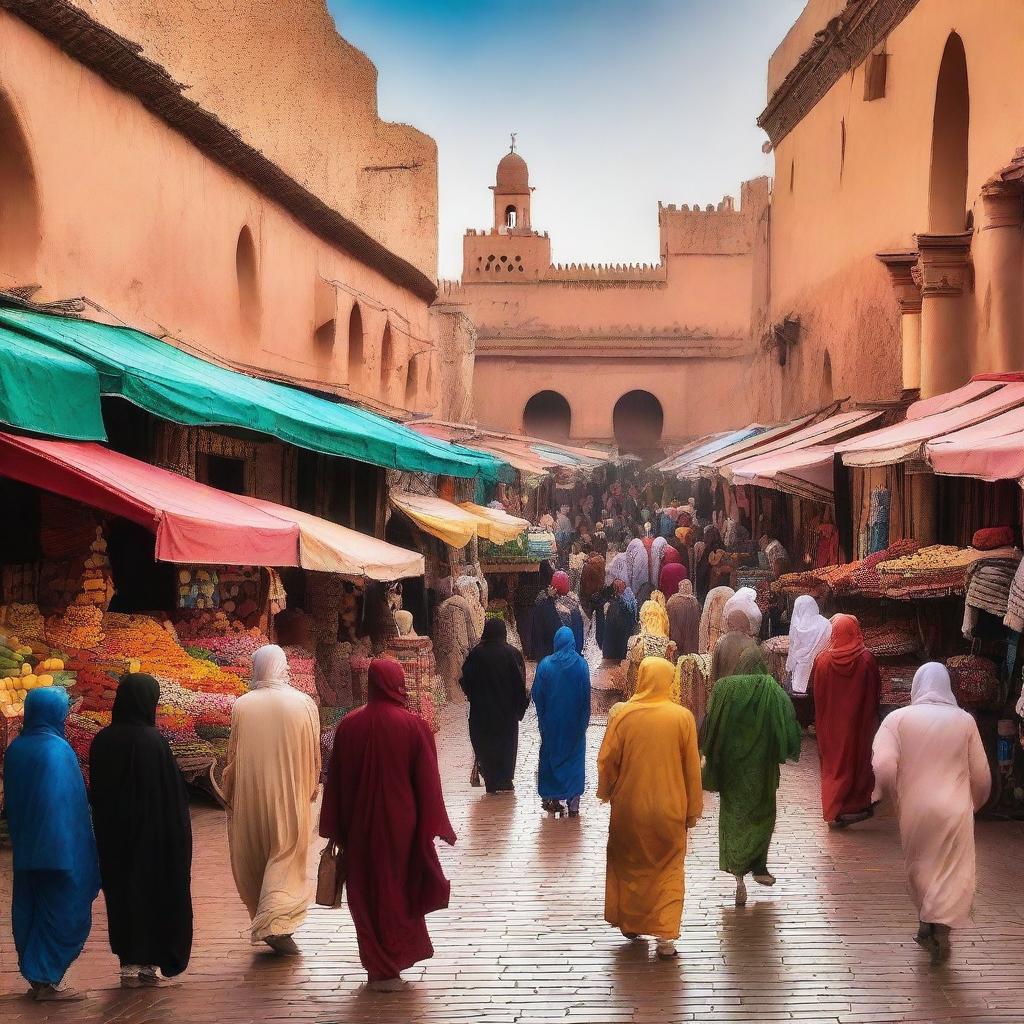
[979,182,1024,372]
[914,231,973,398]
[876,250,923,392]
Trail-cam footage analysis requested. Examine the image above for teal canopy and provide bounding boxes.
[0,309,506,481]
[0,326,106,441]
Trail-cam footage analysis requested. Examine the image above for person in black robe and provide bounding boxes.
[88,673,193,985]
[601,580,638,661]
[460,619,529,793]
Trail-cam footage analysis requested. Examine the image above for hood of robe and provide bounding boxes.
[251,644,291,690]
[112,672,160,727]
[368,657,409,706]
[911,662,958,707]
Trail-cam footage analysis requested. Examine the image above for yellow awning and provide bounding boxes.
[459,502,529,544]
[239,497,424,580]
[390,491,479,548]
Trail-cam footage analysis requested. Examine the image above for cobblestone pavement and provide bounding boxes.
[3,700,1024,1023]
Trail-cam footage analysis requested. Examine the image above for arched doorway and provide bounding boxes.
[523,390,571,440]
[0,89,41,277]
[928,33,969,233]
[613,390,663,452]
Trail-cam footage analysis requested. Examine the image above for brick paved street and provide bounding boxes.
[3,701,1024,1023]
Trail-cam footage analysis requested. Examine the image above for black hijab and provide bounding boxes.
[88,673,193,977]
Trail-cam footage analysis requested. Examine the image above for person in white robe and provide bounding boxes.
[223,645,321,956]
[785,595,832,695]
[871,662,991,962]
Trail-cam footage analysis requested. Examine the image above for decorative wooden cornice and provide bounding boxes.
[758,0,921,149]
[876,249,922,314]
[2,0,438,303]
[475,331,751,360]
[914,232,973,298]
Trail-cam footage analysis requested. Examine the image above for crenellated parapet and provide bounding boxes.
[541,261,666,283]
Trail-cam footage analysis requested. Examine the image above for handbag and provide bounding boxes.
[315,841,345,908]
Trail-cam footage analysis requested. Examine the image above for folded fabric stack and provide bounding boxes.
[963,553,1023,637]
[946,654,1000,707]
[525,529,557,561]
[1005,557,1024,633]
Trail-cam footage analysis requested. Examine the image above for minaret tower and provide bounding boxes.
[492,133,532,232]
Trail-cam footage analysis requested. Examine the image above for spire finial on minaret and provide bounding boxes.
[510,132,517,153]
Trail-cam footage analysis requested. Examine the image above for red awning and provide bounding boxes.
[836,383,1024,468]
[926,405,1024,481]
[0,432,299,565]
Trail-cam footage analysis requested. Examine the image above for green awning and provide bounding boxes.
[0,308,506,481]
[0,326,107,441]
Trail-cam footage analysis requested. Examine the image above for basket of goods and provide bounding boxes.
[946,654,1000,708]
[479,533,530,563]
[877,545,986,601]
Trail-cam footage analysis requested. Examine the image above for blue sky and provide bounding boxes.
[329,0,806,278]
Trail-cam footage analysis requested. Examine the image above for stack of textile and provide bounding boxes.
[760,635,789,687]
[526,529,557,561]
[963,552,1023,637]
[1005,557,1024,633]
[672,653,711,725]
[946,654,1000,707]
[867,487,891,554]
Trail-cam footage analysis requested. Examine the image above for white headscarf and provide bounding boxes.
[911,662,958,707]
[786,595,832,695]
[251,644,291,690]
[723,586,762,636]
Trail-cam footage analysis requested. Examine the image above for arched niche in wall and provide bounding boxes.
[819,350,834,406]
[928,33,970,233]
[347,302,364,389]
[380,321,396,398]
[613,390,664,452]
[405,353,418,409]
[523,390,571,440]
[235,225,260,331]
[0,88,41,277]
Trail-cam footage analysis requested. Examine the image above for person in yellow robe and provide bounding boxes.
[597,656,703,960]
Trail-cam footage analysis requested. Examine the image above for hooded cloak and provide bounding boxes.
[532,626,591,800]
[785,595,832,695]
[321,659,456,980]
[460,619,529,792]
[6,687,101,985]
[666,580,700,656]
[811,615,881,822]
[89,673,193,976]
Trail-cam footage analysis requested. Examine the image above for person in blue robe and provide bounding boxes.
[532,626,592,817]
[5,686,100,1001]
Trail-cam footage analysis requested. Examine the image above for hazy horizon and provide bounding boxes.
[328,0,805,279]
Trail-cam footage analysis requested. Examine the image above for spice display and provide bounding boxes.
[946,654,1000,707]
[1,602,45,640]
[877,544,1019,601]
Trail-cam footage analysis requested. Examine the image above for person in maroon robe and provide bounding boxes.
[810,614,881,828]
[320,658,456,991]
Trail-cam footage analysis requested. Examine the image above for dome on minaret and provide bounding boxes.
[495,150,529,193]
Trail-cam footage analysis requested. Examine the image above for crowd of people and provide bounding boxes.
[0,486,994,998]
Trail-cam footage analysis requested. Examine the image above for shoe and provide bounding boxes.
[368,977,407,992]
[138,970,170,987]
[752,872,776,887]
[33,985,86,1002]
[656,940,678,961]
[837,809,873,828]
[120,975,143,989]
[734,877,747,908]
[931,925,951,964]
[264,934,300,956]
[620,929,642,940]
[542,799,565,816]
[568,809,580,818]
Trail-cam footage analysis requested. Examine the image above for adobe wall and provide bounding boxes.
[756,0,1024,417]
[78,0,438,278]
[0,11,438,413]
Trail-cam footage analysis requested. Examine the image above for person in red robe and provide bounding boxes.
[320,658,456,991]
[810,614,881,828]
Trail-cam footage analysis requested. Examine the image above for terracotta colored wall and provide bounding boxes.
[758,0,1024,416]
[0,11,439,414]
[82,0,437,278]
[454,176,768,445]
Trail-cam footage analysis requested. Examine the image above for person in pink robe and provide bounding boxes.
[871,662,991,963]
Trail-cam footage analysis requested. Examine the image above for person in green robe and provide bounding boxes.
[701,647,801,908]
